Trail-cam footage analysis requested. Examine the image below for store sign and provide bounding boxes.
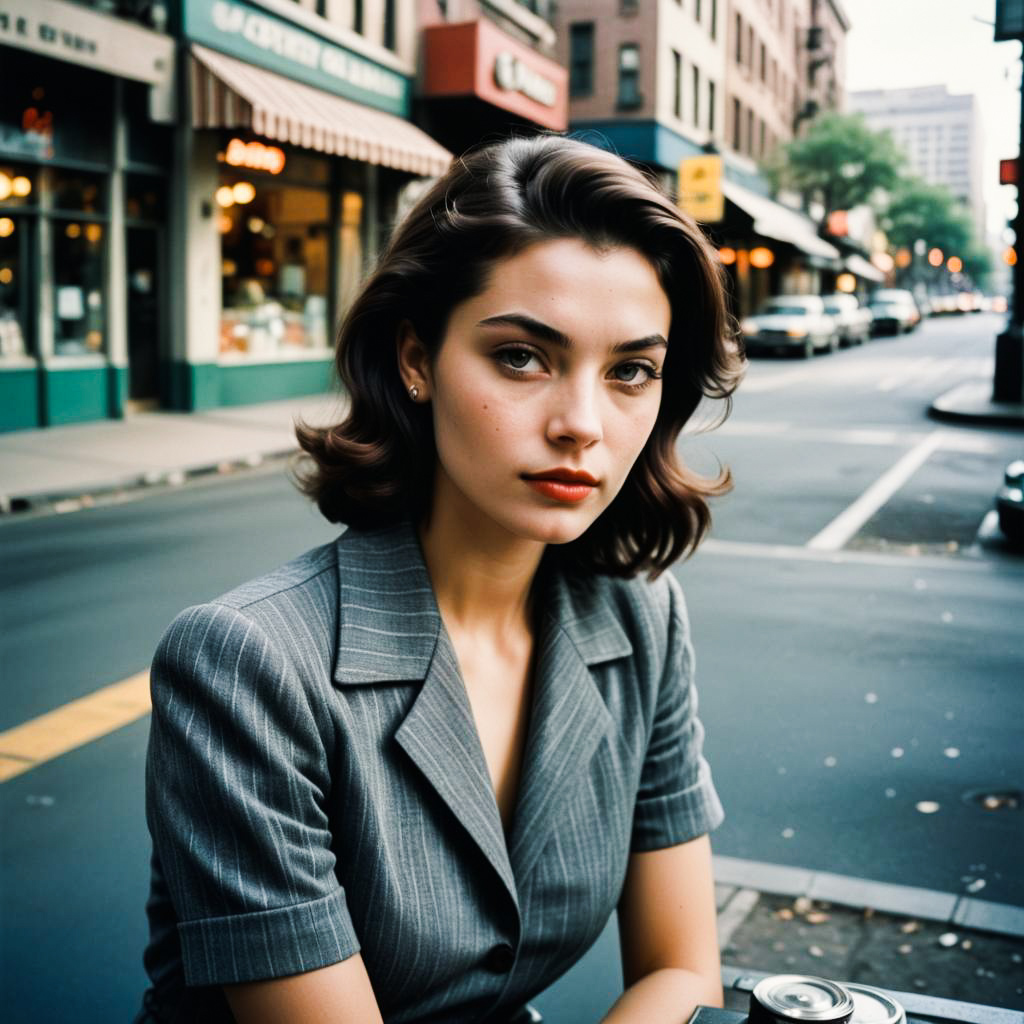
[0,0,173,85]
[677,154,724,224]
[493,52,557,108]
[184,0,410,118]
[225,138,286,174]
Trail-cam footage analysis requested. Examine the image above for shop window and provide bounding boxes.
[219,178,331,357]
[0,210,33,360]
[0,49,112,167]
[51,169,107,215]
[125,174,166,223]
[125,80,172,169]
[617,45,641,109]
[570,23,595,97]
[354,0,364,34]
[383,0,396,50]
[53,218,106,357]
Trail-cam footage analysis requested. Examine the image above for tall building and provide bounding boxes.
[1,0,452,431]
[554,0,727,193]
[848,85,986,243]
[724,0,809,170]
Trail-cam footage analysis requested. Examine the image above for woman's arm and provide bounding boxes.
[602,834,723,1024]
[224,953,385,1024]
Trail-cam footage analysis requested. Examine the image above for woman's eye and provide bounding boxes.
[497,347,540,372]
[612,362,659,385]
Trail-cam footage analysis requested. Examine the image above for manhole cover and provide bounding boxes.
[962,788,1022,811]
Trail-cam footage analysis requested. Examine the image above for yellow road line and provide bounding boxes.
[0,672,151,783]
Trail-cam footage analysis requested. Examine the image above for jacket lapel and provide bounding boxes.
[331,524,519,912]
[507,568,631,884]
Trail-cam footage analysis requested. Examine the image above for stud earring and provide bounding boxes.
[409,385,420,400]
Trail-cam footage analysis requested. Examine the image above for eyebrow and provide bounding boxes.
[476,313,667,354]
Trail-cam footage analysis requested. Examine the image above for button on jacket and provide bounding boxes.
[138,522,724,1023]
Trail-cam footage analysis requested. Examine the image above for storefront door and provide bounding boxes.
[127,225,162,403]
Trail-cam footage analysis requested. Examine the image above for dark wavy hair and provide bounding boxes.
[294,132,744,578]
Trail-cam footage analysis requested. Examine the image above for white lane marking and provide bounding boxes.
[711,421,997,453]
[697,538,1014,574]
[806,430,947,551]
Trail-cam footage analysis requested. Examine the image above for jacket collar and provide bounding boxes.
[331,522,632,684]
[330,523,632,910]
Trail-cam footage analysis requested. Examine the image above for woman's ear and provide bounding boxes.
[396,320,432,401]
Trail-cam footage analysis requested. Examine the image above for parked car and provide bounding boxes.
[868,289,921,335]
[997,459,1024,545]
[822,294,872,346]
[740,295,839,358]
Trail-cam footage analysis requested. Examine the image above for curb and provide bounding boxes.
[0,448,297,519]
[929,380,1024,428]
[713,856,1024,940]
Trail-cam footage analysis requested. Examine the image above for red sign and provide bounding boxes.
[1000,158,1018,186]
[826,210,849,236]
[422,20,567,131]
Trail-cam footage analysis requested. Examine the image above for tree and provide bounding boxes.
[761,112,906,214]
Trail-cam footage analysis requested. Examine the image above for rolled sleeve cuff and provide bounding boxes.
[630,758,726,853]
[179,888,361,986]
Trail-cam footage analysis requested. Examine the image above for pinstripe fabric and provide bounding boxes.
[138,522,723,1023]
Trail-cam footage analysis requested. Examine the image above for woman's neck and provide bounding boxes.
[417,500,545,642]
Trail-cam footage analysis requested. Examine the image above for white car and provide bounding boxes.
[740,295,839,359]
[822,294,872,347]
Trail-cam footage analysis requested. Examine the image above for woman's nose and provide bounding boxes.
[545,379,603,449]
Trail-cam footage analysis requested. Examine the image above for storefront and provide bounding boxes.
[419,18,568,155]
[0,0,174,431]
[171,0,452,412]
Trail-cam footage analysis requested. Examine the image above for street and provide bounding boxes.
[1,313,1021,1023]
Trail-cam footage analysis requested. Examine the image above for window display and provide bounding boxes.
[219,178,331,356]
[0,165,36,360]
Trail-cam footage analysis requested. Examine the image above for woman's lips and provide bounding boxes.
[523,475,598,504]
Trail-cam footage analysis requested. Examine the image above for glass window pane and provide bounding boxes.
[0,213,32,359]
[0,164,39,210]
[51,169,107,215]
[126,174,166,222]
[53,219,106,356]
[219,180,331,356]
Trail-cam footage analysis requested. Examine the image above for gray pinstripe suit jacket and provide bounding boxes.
[138,522,723,1023]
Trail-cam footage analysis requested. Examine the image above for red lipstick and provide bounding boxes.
[522,468,599,504]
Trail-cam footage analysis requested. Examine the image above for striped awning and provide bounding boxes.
[190,43,453,177]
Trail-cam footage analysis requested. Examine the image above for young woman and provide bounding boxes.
[136,133,744,1024]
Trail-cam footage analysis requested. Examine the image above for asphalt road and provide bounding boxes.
[1,313,1021,1023]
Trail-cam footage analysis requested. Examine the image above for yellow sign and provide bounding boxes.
[678,155,724,223]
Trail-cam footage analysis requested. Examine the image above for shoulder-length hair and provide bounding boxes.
[294,132,744,579]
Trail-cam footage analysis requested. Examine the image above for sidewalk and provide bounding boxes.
[0,393,346,514]
[929,379,1024,428]
[715,881,1024,1016]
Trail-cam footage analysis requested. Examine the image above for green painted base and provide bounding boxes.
[217,358,335,406]
[42,366,110,426]
[163,357,334,409]
[0,368,40,432]
[108,365,129,418]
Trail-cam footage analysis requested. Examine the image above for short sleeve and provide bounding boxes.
[145,603,361,986]
[629,575,725,852]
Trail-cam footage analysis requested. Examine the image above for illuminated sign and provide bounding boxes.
[677,155,724,223]
[225,138,286,174]
[493,53,557,108]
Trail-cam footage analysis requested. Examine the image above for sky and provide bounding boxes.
[844,0,1020,240]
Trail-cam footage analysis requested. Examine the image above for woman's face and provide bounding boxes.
[402,237,672,547]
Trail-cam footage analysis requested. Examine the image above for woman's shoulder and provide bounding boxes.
[556,568,690,673]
